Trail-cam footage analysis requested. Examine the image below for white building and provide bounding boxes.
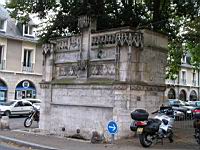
[0,5,42,102]
[165,53,199,101]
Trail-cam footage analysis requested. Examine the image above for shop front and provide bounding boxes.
[15,80,36,100]
[0,79,7,103]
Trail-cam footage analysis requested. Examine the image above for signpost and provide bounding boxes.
[107,120,118,144]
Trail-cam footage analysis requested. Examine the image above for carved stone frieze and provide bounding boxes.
[130,85,166,91]
[40,83,50,89]
[90,62,115,76]
[91,32,143,48]
[90,48,115,60]
[56,64,78,77]
[113,85,128,90]
[55,52,80,64]
[56,36,81,51]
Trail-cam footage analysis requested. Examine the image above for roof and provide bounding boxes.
[0,5,38,43]
[0,5,9,20]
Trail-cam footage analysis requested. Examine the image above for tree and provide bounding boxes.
[6,0,200,79]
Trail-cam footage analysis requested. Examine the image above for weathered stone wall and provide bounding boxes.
[39,83,165,139]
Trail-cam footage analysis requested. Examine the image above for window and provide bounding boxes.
[23,24,34,36]
[182,55,186,63]
[23,49,32,67]
[181,71,186,84]
[0,20,4,30]
[0,46,3,63]
[193,72,196,80]
[0,19,6,32]
[193,72,196,85]
[0,45,5,70]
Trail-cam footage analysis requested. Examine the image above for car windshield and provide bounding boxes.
[196,102,200,107]
[169,100,184,106]
[2,101,15,106]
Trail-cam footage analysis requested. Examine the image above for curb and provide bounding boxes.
[0,135,58,150]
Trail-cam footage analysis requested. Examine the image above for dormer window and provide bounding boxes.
[23,24,34,37]
[182,54,186,64]
[0,19,6,32]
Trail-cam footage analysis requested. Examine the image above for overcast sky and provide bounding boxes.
[0,0,5,5]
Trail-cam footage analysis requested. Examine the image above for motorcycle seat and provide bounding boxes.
[148,118,162,125]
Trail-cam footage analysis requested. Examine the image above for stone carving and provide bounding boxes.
[78,15,91,29]
[91,32,143,48]
[42,44,54,55]
[130,85,166,91]
[90,48,115,60]
[56,65,78,77]
[56,36,81,51]
[77,60,88,71]
[90,63,115,76]
[40,83,50,89]
[113,85,128,90]
[55,52,80,64]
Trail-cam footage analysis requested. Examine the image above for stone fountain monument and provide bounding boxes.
[40,16,168,140]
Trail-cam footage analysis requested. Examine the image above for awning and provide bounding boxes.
[15,87,35,90]
[0,86,8,91]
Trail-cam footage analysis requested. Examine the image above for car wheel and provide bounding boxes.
[4,111,11,117]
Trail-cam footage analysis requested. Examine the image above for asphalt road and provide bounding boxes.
[9,116,38,130]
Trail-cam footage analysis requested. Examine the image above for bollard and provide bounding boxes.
[1,116,10,130]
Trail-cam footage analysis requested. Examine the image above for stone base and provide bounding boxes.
[39,82,165,140]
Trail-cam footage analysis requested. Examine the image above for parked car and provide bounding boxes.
[0,100,33,117]
[187,101,200,108]
[22,98,41,110]
[164,99,192,119]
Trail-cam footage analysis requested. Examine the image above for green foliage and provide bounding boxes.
[166,38,184,80]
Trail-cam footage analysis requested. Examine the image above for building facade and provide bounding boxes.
[0,6,42,102]
[165,53,199,101]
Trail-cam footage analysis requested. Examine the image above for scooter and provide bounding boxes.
[130,106,174,147]
[24,106,40,128]
[192,109,200,145]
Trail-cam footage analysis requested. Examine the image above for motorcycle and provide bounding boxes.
[24,106,40,128]
[192,109,200,145]
[130,106,174,147]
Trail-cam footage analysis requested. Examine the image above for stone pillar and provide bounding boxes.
[77,16,96,79]
[42,44,54,82]
[39,44,54,130]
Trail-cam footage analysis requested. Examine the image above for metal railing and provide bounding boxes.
[22,62,34,72]
[192,80,197,86]
[181,78,187,85]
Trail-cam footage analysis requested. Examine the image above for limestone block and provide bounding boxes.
[0,116,10,130]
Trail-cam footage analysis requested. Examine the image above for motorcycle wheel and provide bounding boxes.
[24,117,33,128]
[139,133,153,147]
[195,129,200,145]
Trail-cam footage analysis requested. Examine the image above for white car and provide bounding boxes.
[0,100,33,117]
[22,98,41,110]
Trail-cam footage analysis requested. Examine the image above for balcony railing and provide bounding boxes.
[22,63,34,72]
[192,80,197,86]
[181,78,187,85]
[0,60,5,70]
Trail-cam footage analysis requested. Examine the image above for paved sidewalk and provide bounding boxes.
[0,129,199,150]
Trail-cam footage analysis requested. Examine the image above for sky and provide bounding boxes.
[0,0,5,5]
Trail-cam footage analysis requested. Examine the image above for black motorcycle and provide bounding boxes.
[130,107,174,147]
[24,106,40,128]
[192,109,200,144]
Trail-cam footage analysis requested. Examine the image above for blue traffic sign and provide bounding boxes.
[107,120,118,134]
